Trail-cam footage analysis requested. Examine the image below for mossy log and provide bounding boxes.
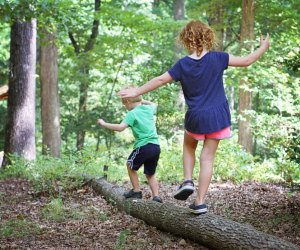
[90,177,299,250]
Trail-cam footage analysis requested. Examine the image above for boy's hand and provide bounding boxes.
[117,87,138,98]
[260,33,270,51]
[97,119,105,126]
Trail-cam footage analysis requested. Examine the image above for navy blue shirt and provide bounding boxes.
[168,51,231,134]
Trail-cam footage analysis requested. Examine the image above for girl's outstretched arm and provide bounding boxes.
[118,72,173,98]
[141,99,156,106]
[229,34,270,67]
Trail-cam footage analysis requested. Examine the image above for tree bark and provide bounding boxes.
[208,0,225,51]
[40,28,61,157]
[173,0,184,20]
[76,70,89,150]
[173,0,185,111]
[238,0,255,153]
[2,19,37,168]
[90,178,299,250]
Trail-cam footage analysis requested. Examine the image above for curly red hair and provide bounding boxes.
[179,20,215,56]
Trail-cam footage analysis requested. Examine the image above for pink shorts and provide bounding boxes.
[186,126,232,140]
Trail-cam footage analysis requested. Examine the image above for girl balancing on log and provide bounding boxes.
[118,20,270,214]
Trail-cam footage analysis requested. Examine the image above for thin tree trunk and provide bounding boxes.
[76,69,89,150]
[228,86,235,112]
[2,19,37,168]
[173,0,184,20]
[90,178,299,250]
[40,28,61,157]
[208,0,225,51]
[238,0,255,153]
[173,0,185,111]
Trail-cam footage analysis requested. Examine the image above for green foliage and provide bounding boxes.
[41,197,88,221]
[0,219,40,238]
[41,198,65,221]
[0,23,9,83]
[0,23,9,151]
[114,229,130,250]
[284,49,300,76]
[158,133,300,184]
[0,151,104,194]
[156,143,184,182]
[98,212,109,222]
[0,134,299,195]
[214,137,255,183]
[0,103,7,150]
[0,0,78,29]
[216,137,300,184]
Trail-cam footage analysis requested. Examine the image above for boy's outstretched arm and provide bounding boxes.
[97,119,128,132]
[229,34,270,67]
[118,72,173,98]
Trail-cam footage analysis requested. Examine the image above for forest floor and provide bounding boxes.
[0,178,299,249]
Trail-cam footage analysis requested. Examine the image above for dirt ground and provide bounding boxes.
[0,178,299,249]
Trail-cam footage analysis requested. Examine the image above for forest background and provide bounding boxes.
[0,0,299,191]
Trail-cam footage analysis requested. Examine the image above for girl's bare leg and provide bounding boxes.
[183,132,198,180]
[195,139,219,205]
[174,132,198,200]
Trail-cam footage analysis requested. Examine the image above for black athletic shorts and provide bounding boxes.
[127,143,161,175]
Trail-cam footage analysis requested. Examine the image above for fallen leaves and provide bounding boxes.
[0,178,299,249]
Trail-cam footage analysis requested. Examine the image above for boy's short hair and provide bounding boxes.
[121,85,142,103]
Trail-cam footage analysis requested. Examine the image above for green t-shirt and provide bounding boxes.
[123,104,159,149]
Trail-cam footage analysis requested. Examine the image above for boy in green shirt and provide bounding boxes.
[97,86,162,203]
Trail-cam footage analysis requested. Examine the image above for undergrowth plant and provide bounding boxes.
[41,198,66,221]
[114,229,130,250]
[0,219,40,238]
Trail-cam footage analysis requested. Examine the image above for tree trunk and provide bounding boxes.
[90,178,299,250]
[76,70,89,150]
[238,0,255,153]
[173,0,184,20]
[208,0,225,51]
[173,0,184,60]
[40,28,61,157]
[2,19,37,168]
[173,0,185,111]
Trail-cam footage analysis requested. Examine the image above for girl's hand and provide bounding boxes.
[117,87,138,98]
[260,33,270,51]
[97,119,105,126]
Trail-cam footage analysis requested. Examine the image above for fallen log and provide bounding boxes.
[90,177,299,250]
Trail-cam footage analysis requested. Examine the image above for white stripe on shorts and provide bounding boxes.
[127,147,140,169]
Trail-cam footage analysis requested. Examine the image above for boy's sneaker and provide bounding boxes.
[152,196,163,203]
[123,189,142,199]
[173,180,194,200]
[189,203,207,215]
